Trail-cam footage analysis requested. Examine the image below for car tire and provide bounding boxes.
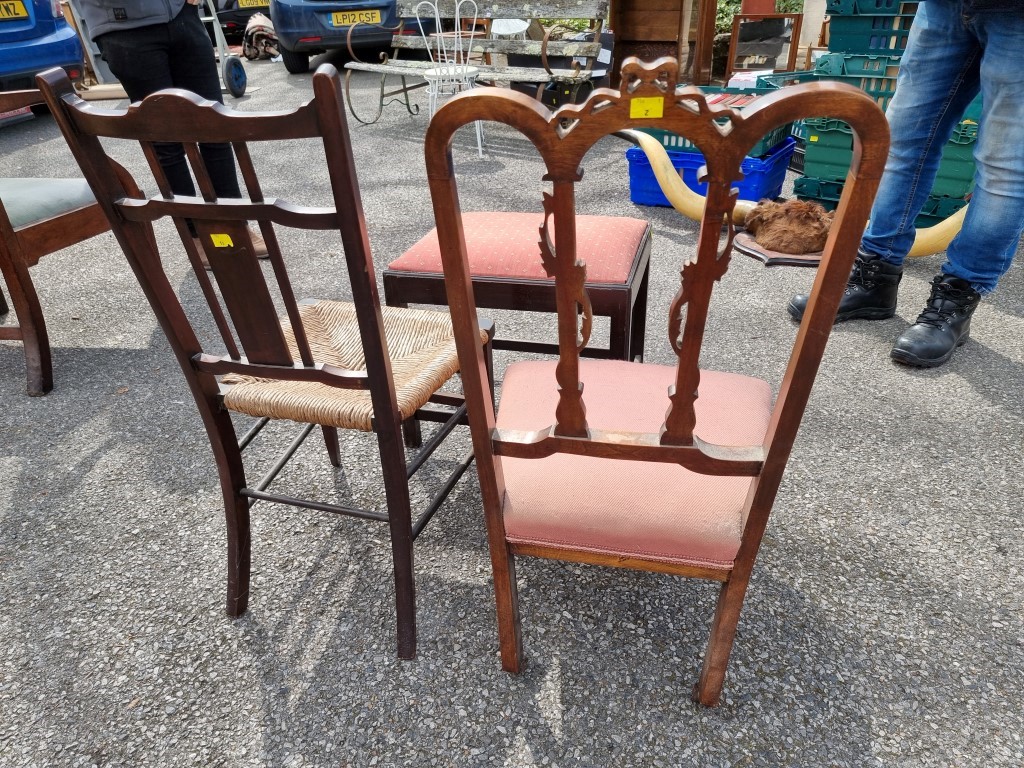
[280,46,309,75]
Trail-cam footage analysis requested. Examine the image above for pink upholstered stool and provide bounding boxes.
[383,211,652,361]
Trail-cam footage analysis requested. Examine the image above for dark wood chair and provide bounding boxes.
[0,89,110,395]
[384,211,651,362]
[424,57,889,705]
[37,64,492,660]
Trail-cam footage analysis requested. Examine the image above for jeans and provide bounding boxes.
[860,0,1024,294]
[96,3,242,201]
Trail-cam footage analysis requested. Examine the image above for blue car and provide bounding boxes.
[270,0,401,74]
[0,0,83,93]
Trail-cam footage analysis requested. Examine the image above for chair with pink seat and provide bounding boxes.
[424,56,889,706]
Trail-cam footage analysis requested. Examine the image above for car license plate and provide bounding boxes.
[330,9,381,27]
[0,1,29,21]
[237,0,267,7]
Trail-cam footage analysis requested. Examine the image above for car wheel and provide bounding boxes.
[280,46,309,75]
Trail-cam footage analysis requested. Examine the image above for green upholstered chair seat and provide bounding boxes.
[0,178,96,229]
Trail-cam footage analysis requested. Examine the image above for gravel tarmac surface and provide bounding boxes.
[2,51,1023,767]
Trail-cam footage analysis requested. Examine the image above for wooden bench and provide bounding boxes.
[343,1,610,124]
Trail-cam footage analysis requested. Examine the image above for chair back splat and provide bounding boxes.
[37,64,492,660]
[425,56,889,705]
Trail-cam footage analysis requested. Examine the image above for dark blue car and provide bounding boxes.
[0,0,83,93]
[270,0,400,74]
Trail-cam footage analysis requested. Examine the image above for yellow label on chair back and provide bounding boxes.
[210,234,234,248]
[630,97,664,119]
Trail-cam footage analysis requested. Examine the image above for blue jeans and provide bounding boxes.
[861,0,1024,294]
[96,3,242,200]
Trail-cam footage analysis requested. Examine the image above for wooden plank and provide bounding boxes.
[345,60,590,82]
[391,36,600,58]
[621,11,682,41]
[397,1,608,19]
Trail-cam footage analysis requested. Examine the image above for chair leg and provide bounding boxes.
[378,425,418,660]
[609,302,632,363]
[492,544,524,673]
[401,418,423,449]
[224,489,252,618]
[0,253,53,395]
[692,572,751,707]
[0,282,8,315]
[631,265,650,363]
[321,425,342,467]
[474,119,485,157]
[194,402,253,618]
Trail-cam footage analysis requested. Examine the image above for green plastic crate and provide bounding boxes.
[815,52,901,78]
[794,176,969,228]
[827,0,919,14]
[757,69,897,110]
[828,14,915,54]
[802,119,855,180]
[801,114,977,195]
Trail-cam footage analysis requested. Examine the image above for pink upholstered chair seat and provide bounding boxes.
[496,360,774,570]
[387,212,650,284]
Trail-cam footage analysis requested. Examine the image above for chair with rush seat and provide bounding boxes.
[38,64,492,660]
[424,57,889,705]
[0,89,111,395]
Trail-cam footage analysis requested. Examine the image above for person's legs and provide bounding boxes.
[167,3,242,200]
[890,8,1024,367]
[788,0,981,324]
[938,11,1024,293]
[96,24,197,197]
[861,0,981,265]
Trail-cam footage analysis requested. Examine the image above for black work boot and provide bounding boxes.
[788,250,903,322]
[890,274,980,368]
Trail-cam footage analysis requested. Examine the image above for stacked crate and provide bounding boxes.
[786,0,979,227]
[625,88,798,207]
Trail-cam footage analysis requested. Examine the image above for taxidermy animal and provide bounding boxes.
[743,199,834,254]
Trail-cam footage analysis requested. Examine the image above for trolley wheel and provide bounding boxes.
[223,55,247,98]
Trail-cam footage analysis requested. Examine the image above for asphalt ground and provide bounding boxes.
[2,51,1023,767]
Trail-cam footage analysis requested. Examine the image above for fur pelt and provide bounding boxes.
[743,199,834,254]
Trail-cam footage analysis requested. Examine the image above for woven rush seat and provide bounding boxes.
[384,211,652,361]
[224,300,486,431]
[498,359,773,570]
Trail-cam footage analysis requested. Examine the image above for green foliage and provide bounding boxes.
[539,18,591,33]
[716,0,743,35]
[716,1,805,36]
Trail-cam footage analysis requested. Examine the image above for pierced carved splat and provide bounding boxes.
[539,192,592,353]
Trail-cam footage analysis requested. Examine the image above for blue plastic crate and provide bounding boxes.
[626,137,797,207]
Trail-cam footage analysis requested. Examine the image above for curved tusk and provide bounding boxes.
[906,203,967,258]
[618,129,965,258]
[622,129,754,225]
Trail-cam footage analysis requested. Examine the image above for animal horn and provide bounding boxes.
[619,129,963,258]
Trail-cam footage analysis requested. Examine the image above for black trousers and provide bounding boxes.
[96,3,242,200]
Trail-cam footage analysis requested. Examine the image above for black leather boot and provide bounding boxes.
[890,274,980,368]
[788,250,903,322]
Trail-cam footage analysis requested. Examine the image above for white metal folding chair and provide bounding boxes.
[416,0,484,156]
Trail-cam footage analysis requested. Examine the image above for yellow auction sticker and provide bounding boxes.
[210,234,234,248]
[630,97,664,119]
